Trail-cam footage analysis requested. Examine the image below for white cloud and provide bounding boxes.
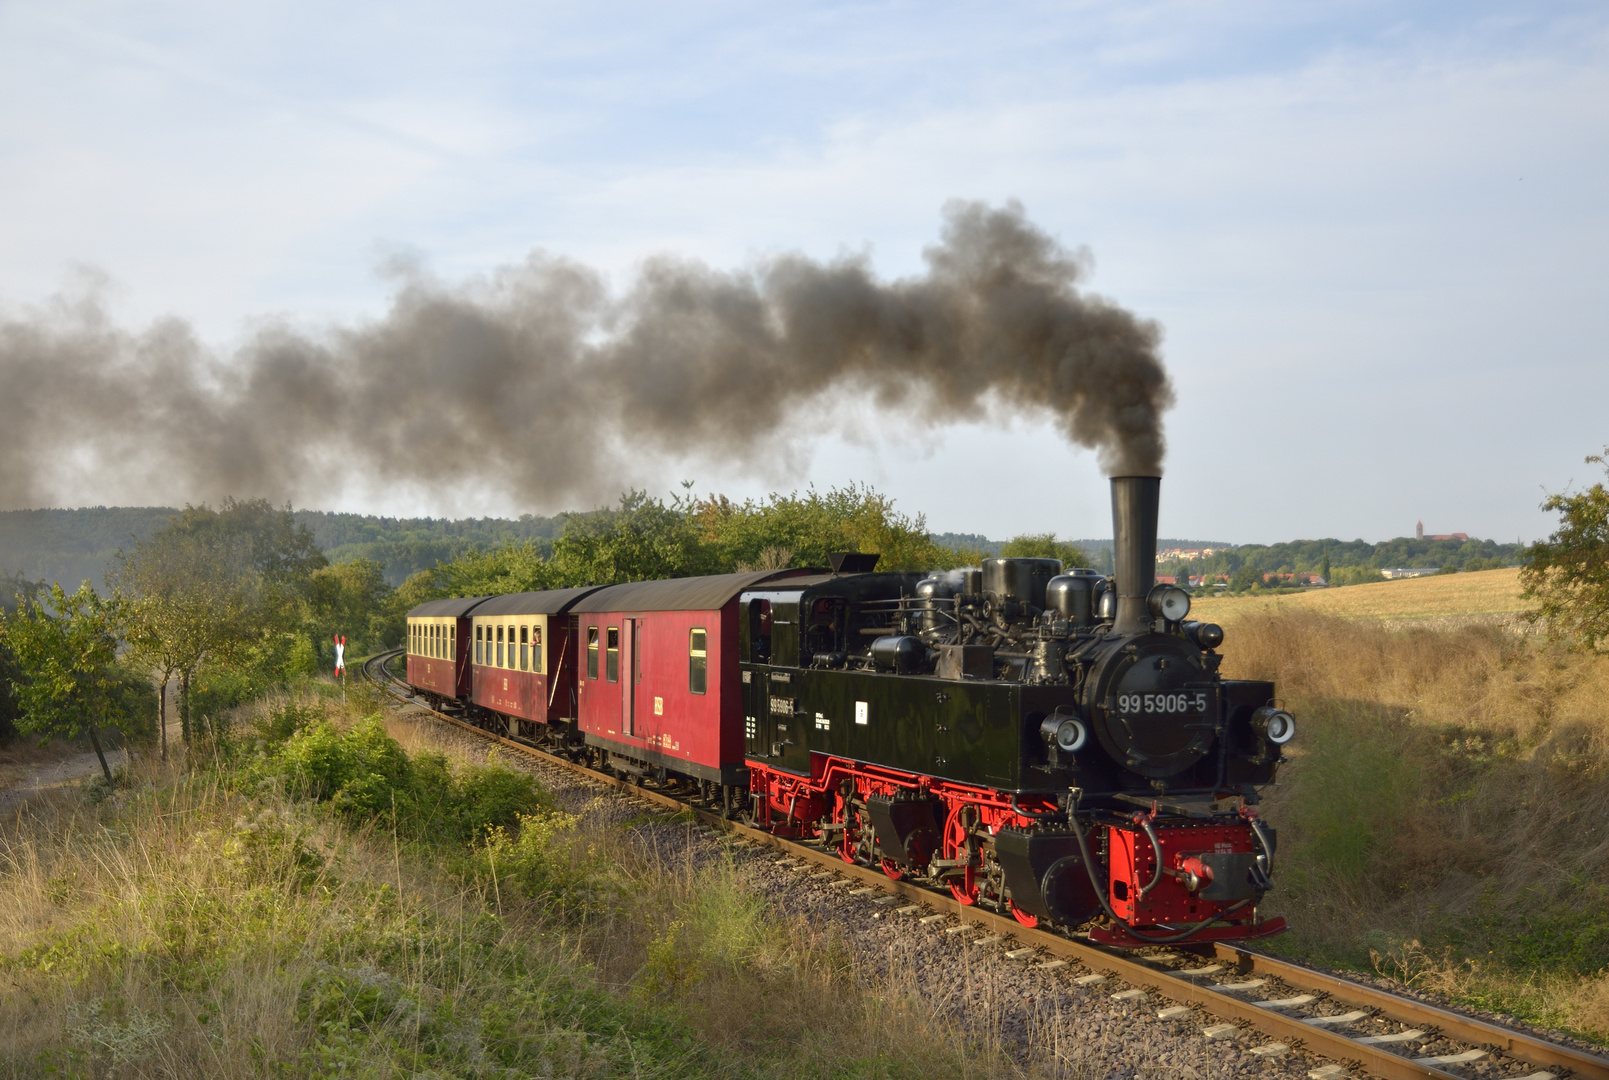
[1,1,1605,541]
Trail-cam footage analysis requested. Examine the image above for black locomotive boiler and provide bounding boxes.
[408,475,1295,945]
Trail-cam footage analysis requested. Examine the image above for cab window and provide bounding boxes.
[606,627,619,683]
[689,628,707,694]
[587,627,599,679]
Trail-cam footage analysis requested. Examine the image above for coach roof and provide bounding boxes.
[471,586,609,617]
[406,596,493,619]
[575,570,808,613]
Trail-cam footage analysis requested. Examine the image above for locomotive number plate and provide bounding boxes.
[1117,691,1209,714]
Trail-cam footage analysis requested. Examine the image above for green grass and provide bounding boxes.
[0,694,1027,1079]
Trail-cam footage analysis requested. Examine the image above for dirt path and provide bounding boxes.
[0,745,129,818]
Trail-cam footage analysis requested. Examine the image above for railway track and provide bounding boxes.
[362,648,1609,1080]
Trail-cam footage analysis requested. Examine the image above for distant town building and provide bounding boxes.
[1380,568,1440,579]
[1159,547,1222,560]
[1415,521,1467,542]
[1261,573,1326,587]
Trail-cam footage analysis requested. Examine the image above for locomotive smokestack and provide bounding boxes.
[1110,475,1160,634]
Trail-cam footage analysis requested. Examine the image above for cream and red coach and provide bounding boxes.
[570,570,805,788]
[405,596,490,701]
[467,586,605,739]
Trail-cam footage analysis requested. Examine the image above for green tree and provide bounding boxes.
[1230,562,1262,593]
[0,573,43,745]
[998,533,1094,569]
[113,499,326,750]
[306,558,396,657]
[1522,449,1609,648]
[0,582,151,783]
[689,484,964,571]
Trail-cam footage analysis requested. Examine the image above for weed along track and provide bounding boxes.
[363,648,1609,1080]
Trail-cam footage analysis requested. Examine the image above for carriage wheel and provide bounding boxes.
[942,805,980,905]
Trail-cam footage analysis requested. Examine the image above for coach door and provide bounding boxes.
[621,618,640,736]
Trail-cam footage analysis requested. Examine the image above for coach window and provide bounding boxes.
[474,625,482,664]
[429,624,435,658]
[532,625,543,673]
[689,628,707,694]
[587,627,599,679]
[606,627,619,683]
[493,625,501,667]
[520,626,529,671]
[449,624,456,659]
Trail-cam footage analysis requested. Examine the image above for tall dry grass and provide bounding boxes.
[1221,610,1609,1040]
[0,693,1037,1079]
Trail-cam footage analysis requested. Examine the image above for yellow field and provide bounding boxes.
[1191,567,1527,627]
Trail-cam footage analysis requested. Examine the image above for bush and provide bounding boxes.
[271,715,549,846]
[478,810,590,912]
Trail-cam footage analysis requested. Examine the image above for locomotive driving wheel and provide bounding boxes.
[942,805,981,905]
[835,786,861,865]
[1007,899,1039,928]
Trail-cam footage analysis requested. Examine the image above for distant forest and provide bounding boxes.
[0,507,563,590]
[1,505,1525,594]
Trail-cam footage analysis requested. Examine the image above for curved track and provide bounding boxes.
[363,648,1609,1080]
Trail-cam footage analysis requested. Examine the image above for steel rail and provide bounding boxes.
[362,649,1608,1080]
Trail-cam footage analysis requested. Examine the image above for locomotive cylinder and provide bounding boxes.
[870,634,928,673]
[1110,475,1162,634]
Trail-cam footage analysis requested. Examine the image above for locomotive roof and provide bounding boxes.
[471,586,609,616]
[740,571,921,593]
[406,596,493,618]
[574,569,809,613]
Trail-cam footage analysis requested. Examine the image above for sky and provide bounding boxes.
[1,1,1605,544]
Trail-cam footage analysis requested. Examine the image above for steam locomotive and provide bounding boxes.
[405,476,1294,946]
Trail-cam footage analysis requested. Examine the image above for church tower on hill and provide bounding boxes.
[1416,520,1424,541]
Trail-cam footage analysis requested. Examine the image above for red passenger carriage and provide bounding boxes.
[405,597,489,701]
[467,586,604,740]
[570,571,804,787]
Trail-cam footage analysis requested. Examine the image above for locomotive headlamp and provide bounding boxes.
[1041,714,1088,753]
[1146,584,1192,622]
[1252,706,1297,745]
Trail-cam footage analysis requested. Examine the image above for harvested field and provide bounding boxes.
[1192,568,1527,630]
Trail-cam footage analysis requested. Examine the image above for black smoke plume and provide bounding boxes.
[0,201,1172,512]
